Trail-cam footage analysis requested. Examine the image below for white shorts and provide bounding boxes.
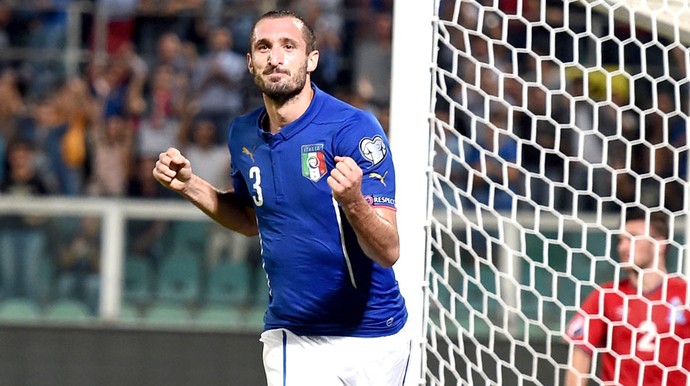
[260,325,411,386]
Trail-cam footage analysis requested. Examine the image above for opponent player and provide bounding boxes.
[564,208,690,385]
[153,10,410,386]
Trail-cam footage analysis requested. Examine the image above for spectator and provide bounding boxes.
[432,112,461,209]
[87,114,134,197]
[17,0,74,99]
[135,0,200,67]
[289,0,345,89]
[463,108,521,211]
[0,4,11,58]
[644,87,686,212]
[0,138,51,301]
[177,115,251,267]
[147,32,191,77]
[52,77,101,195]
[90,46,138,119]
[517,60,568,209]
[56,216,101,314]
[0,68,27,182]
[561,74,615,213]
[612,110,640,202]
[0,68,27,138]
[229,2,261,55]
[93,0,139,55]
[352,11,392,109]
[126,155,173,269]
[130,64,185,158]
[18,96,65,194]
[177,114,229,194]
[190,26,247,142]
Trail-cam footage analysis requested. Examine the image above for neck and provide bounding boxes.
[628,268,667,293]
[263,82,314,134]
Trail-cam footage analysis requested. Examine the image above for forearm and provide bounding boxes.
[180,174,258,236]
[565,348,592,386]
[341,197,399,268]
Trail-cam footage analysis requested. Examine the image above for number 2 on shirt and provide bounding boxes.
[637,320,657,352]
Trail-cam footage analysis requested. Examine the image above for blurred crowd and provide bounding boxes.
[434,0,689,216]
[0,0,394,200]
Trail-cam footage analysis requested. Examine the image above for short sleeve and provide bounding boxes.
[333,111,396,209]
[565,288,608,354]
[230,162,254,207]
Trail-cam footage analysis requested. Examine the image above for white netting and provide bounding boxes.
[425,0,689,385]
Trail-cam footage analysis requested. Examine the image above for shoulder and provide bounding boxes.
[666,276,688,294]
[314,88,380,128]
[229,107,263,131]
[581,281,619,303]
[227,108,263,150]
[599,281,618,290]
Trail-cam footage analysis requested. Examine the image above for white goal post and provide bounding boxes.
[390,0,690,385]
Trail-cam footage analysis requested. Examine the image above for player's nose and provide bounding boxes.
[268,49,283,65]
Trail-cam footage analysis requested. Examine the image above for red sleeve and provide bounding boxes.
[565,287,609,355]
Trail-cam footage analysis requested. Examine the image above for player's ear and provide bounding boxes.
[247,53,254,73]
[307,50,319,73]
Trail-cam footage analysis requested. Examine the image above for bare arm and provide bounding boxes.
[565,347,593,386]
[328,156,400,268]
[153,147,258,236]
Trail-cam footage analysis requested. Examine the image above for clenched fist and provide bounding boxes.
[327,156,363,206]
[152,147,193,192]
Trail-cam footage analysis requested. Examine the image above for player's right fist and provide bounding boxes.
[153,147,192,192]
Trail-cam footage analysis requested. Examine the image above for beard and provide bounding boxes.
[253,62,309,104]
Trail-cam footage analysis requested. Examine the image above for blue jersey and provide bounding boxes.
[228,85,407,337]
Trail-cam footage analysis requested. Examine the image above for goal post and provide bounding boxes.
[390,0,690,385]
[389,1,435,385]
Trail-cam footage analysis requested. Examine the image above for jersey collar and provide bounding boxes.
[260,83,324,141]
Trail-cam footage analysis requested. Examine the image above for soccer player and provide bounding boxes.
[152,10,410,386]
[564,208,690,385]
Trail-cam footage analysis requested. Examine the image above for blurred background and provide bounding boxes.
[0,1,393,385]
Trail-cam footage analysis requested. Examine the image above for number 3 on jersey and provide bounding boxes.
[249,166,264,206]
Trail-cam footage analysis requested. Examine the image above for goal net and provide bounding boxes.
[419,0,690,385]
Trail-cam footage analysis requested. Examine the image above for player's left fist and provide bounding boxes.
[328,156,363,205]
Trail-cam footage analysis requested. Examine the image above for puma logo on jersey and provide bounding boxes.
[369,171,388,186]
[242,146,256,162]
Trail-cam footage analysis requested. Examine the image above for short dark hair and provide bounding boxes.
[249,10,317,54]
[624,207,669,239]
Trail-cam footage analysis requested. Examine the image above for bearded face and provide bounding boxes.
[252,58,309,103]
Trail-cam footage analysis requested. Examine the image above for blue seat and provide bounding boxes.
[244,306,265,331]
[156,254,201,304]
[144,302,192,326]
[119,303,144,323]
[195,305,246,328]
[168,220,209,257]
[205,260,250,305]
[44,299,92,322]
[123,255,154,305]
[0,298,41,322]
